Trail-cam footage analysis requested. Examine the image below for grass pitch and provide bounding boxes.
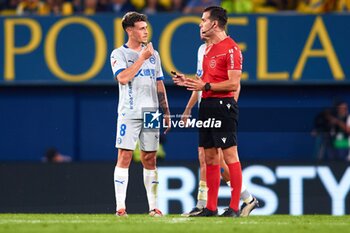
[0,214,349,233]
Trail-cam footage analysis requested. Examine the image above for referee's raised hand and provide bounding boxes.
[171,71,186,86]
[140,42,154,60]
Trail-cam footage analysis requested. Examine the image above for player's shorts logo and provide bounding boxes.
[143,110,161,129]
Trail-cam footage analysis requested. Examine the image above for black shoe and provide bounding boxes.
[181,207,204,217]
[190,208,218,217]
[240,197,259,217]
[220,207,240,217]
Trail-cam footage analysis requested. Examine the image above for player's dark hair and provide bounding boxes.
[203,6,227,29]
[122,12,148,31]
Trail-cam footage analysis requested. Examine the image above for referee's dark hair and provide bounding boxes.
[203,6,228,29]
[122,12,148,31]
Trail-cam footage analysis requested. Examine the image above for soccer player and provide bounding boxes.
[110,12,171,217]
[173,6,243,217]
[177,40,258,217]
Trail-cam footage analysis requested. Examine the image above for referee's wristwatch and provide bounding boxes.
[204,82,211,92]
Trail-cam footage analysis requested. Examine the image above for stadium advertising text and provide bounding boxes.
[0,163,348,214]
[158,165,350,215]
[0,15,348,83]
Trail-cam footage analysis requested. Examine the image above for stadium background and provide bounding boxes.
[0,13,349,215]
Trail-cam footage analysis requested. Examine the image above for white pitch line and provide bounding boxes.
[168,218,191,223]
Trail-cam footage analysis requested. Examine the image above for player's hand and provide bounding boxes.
[140,42,154,60]
[181,108,191,126]
[163,113,171,134]
[184,75,205,91]
[171,71,186,86]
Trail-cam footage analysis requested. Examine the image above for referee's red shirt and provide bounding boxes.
[202,37,242,99]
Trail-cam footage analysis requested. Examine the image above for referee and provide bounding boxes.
[177,6,243,217]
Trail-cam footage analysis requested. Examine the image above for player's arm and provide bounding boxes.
[116,58,145,85]
[182,91,198,122]
[157,80,171,134]
[116,43,154,85]
[157,80,170,115]
[185,91,199,111]
[155,51,171,134]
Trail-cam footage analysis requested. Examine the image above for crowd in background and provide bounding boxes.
[0,0,349,16]
[312,100,350,162]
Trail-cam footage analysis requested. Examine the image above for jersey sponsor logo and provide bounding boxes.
[229,48,236,69]
[149,56,156,64]
[135,69,156,78]
[127,60,135,64]
[230,53,234,69]
[210,59,216,68]
[128,82,134,110]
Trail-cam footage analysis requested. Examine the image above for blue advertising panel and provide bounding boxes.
[0,14,349,84]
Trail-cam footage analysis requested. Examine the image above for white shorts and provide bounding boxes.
[116,118,159,151]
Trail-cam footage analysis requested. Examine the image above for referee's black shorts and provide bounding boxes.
[198,97,238,149]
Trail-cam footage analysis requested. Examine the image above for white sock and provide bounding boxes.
[227,181,253,204]
[241,183,246,192]
[240,183,253,204]
[196,180,207,209]
[114,166,129,211]
[144,168,158,211]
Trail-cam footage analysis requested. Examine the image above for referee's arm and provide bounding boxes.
[210,70,241,92]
